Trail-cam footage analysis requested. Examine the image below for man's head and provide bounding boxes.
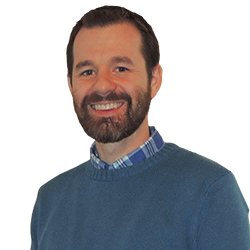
[67,6,162,144]
[67,5,160,85]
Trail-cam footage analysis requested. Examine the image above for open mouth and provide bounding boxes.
[90,102,124,111]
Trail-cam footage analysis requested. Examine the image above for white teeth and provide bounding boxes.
[91,102,123,111]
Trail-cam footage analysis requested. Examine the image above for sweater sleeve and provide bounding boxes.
[195,171,250,249]
[30,190,41,250]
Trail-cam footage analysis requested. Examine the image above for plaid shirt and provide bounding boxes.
[90,127,165,170]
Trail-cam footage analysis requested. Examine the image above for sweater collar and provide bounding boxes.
[90,126,165,170]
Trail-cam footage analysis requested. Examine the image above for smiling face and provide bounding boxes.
[68,23,161,143]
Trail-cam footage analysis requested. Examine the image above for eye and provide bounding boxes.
[115,67,129,72]
[81,69,95,76]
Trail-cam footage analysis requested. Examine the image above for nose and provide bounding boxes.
[92,70,117,97]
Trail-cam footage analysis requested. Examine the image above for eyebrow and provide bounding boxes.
[110,56,134,65]
[75,60,94,72]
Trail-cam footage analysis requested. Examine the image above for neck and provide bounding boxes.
[95,118,150,165]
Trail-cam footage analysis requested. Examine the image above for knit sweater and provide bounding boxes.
[31,143,250,249]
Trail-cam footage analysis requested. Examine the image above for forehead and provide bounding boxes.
[73,23,143,63]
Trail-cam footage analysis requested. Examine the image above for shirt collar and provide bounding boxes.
[90,126,165,170]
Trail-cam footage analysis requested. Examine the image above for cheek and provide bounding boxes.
[119,74,148,95]
[71,92,84,110]
[71,84,88,103]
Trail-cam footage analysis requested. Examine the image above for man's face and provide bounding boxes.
[69,23,152,143]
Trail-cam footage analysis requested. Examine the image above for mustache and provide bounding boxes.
[81,92,132,108]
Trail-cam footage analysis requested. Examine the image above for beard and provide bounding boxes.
[73,86,151,143]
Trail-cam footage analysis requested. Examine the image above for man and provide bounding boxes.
[31,6,250,249]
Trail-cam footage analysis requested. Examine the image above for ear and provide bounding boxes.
[67,74,73,95]
[150,64,162,99]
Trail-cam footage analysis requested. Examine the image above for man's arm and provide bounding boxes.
[30,191,40,250]
[195,172,250,249]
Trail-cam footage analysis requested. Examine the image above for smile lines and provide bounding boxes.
[91,102,123,111]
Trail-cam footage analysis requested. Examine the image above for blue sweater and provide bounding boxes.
[31,143,250,249]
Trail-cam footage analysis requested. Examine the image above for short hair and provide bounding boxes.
[66,5,160,84]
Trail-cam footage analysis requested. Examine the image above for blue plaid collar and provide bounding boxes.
[90,127,165,170]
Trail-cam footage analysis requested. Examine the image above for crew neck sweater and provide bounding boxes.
[31,143,250,249]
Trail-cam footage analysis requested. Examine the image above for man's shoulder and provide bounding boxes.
[161,143,231,185]
[38,160,90,196]
[155,143,236,209]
